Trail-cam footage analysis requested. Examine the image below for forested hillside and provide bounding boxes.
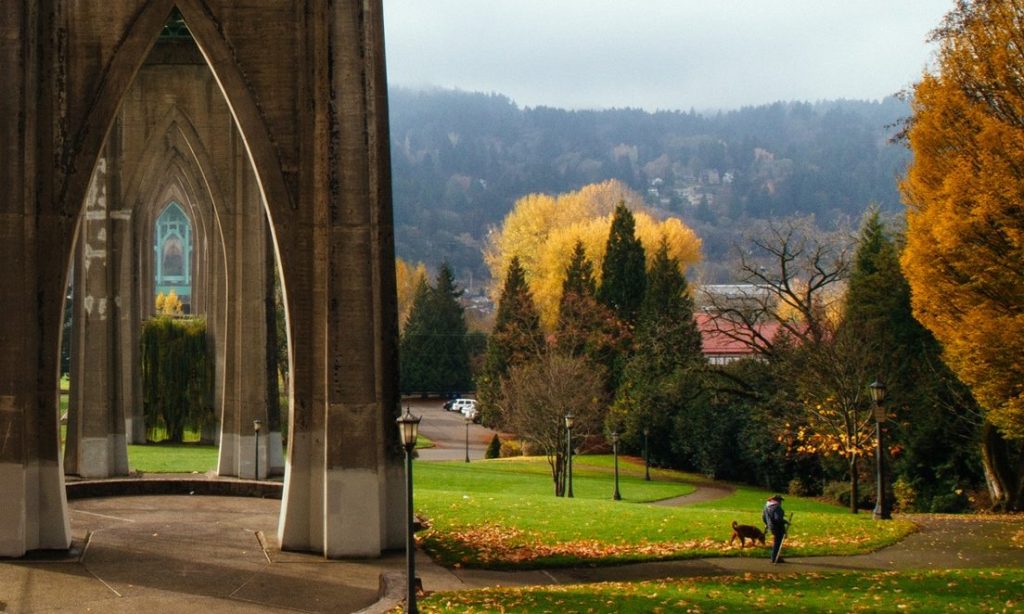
[389,87,910,284]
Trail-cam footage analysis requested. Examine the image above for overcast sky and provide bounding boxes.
[383,0,951,112]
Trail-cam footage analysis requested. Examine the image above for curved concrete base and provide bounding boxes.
[65,476,284,500]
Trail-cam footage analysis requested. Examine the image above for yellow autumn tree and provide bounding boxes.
[485,180,702,329]
[395,257,427,332]
[901,0,1024,442]
[155,291,183,316]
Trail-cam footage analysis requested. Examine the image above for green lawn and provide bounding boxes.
[415,456,916,569]
[418,568,1023,613]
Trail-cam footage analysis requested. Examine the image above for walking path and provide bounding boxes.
[2,487,1021,613]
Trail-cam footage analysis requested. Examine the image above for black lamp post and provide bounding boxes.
[611,431,622,501]
[253,419,262,480]
[464,413,472,463]
[396,408,422,613]
[869,380,891,520]
[565,414,574,498]
[643,427,651,481]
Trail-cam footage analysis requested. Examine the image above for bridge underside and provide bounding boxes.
[0,0,403,558]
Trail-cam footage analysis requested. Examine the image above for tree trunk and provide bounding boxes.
[981,422,1024,511]
[553,451,565,497]
[849,453,859,514]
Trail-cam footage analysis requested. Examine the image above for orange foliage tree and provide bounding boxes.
[901,0,1024,508]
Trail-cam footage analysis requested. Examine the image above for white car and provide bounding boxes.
[451,398,476,414]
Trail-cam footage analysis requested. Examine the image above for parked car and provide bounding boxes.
[460,405,481,424]
[443,399,455,412]
[452,399,475,413]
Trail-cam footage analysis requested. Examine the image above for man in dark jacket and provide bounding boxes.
[762,494,788,563]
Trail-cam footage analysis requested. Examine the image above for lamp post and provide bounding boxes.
[869,380,891,520]
[253,419,262,480]
[396,408,422,613]
[643,427,651,481]
[612,431,622,501]
[565,414,574,498]
[464,413,472,463]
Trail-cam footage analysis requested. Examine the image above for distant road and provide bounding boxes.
[403,397,498,461]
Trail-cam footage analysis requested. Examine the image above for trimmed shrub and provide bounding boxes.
[499,438,525,458]
[141,316,213,442]
[485,434,502,459]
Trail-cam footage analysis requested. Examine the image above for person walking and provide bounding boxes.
[762,494,789,563]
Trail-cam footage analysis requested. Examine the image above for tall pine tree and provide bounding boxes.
[610,239,704,465]
[399,279,433,394]
[556,240,626,361]
[845,209,982,511]
[597,203,647,325]
[477,256,544,426]
[399,263,472,395]
[432,262,472,392]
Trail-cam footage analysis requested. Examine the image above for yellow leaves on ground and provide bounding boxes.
[425,523,725,565]
[484,179,701,329]
[1012,528,1024,549]
[421,521,888,567]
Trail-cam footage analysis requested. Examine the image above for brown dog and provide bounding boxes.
[730,520,766,547]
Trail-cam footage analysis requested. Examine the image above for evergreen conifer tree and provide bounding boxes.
[399,262,472,394]
[611,240,704,465]
[399,279,435,394]
[477,256,544,426]
[432,262,472,392]
[597,202,647,325]
[556,240,629,391]
[844,209,981,511]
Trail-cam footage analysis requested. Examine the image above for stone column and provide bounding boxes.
[277,0,404,558]
[216,130,275,479]
[64,143,130,478]
[0,0,71,557]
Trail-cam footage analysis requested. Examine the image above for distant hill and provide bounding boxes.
[389,87,911,286]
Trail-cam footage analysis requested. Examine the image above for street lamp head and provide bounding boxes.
[643,428,650,437]
[564,414,574,429]
[253,419,262,433]
[464,413,473,424]
[869,380,886,404]
[611,431,620,444]
[869,380,887,423]
[396,407,421,450]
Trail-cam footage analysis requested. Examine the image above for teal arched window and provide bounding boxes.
[154,202,192,309]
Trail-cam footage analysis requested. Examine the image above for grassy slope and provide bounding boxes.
[416,456,916,569]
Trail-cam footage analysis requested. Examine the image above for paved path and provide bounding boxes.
[407,398,498,462]
[2,494,1022,613]
[651,482,735,506]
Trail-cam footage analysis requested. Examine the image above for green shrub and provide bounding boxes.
[140,316,213,442]
[822,480,872,509]
[892,477,917,512]
[788,477,815,497]
[929,491,969,513]
[500,438,525,457]
[485,434,502,459]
